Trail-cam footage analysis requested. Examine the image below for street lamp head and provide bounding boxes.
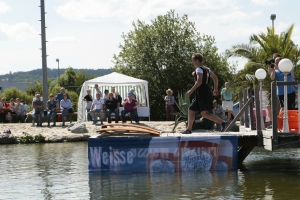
[255,68,267,80]
[279,58,293,73]
[270,14,276,20]
[56,58,59,62]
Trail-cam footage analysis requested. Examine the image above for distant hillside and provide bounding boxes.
[0,68,113,82]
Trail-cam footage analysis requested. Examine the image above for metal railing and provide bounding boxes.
[271,81,300,150]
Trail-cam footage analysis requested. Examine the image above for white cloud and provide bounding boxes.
[215,11,249,25]
[252,11,262,17]
[0,22,39,41]
[56,0,241,23]
[0,1,10,13]
[251,0,275,6]
[228,26,263,38]
[49,36,77,43]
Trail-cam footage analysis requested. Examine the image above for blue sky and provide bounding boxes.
[0,0,299,75]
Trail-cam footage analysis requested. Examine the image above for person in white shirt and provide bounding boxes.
[89,93,104,125]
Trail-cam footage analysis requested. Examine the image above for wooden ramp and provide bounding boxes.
[97,123,160,136]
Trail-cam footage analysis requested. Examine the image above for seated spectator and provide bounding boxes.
[89,93,104,125]
[0,97,9,123]
[83,89,93,121]
[121,92,139,124]
[103,89,109,103]
[32,91,43,121]
[60,94,73,127]
[47,94,58,127]
[33,94,44,127]
[56,87,70,109]
[104,93,120,123]
[7,98,17,122]
[115,91,123,107]
[212,100,224,131]
[15,98,25,122]
[20,99,28,114]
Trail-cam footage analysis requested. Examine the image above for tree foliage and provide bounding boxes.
[112,10,234,120]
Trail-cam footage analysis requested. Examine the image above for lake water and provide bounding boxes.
[0,142,300,199]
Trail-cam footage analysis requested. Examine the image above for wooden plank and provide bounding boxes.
[98,127,160,135]
[102,122,159,132]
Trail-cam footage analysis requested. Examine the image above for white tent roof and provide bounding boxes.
[77,72,150,121]
[85,72,148,85]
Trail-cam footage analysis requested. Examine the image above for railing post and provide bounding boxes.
[271,81,278,150]
[244,89,249,127]
[255,85,263,146]
[239,91,244,125]
[248,87,255,130]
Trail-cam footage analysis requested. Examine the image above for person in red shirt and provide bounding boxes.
[0,97,10,123]
[121,92,139,124]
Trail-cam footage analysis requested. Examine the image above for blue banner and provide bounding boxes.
[88,136,238,173]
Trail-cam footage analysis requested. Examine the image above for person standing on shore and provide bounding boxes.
[83,89,93,121]
[94,84,102,97]
[164,89,175,121]
[182,53,227,134]
[221,82,234,121]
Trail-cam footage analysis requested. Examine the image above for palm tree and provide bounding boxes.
[226,24,300,95]
[226,24,298,65]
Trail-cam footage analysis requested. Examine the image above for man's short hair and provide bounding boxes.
[192,53,203,63]
[273,53,281,59]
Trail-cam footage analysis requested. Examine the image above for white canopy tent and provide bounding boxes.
[77,72,150,121]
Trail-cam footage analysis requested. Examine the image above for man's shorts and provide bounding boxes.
[222,100,233,111]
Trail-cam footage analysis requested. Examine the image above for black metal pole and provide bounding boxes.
[56,58,59,79]
[40,0,48,109]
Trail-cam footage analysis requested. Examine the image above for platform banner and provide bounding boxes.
[88,136,238,173]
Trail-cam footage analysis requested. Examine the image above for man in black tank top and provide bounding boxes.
[182,53,227,134]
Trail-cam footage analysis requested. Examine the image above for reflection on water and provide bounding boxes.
[1,144,300,199]
[0,143,89,200]
[89,171,238,199]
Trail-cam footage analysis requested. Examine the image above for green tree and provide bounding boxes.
[57,67,77,92]
[113,10,234,120]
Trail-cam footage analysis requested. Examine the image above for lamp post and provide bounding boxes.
[56,58,59,79]
[270,14,276,29]
[255,68,267,130]
[279,58,293,132]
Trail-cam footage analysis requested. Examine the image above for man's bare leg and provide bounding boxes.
[227,110,232,121]
[182,109,195,134]
[187,109,195,130]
